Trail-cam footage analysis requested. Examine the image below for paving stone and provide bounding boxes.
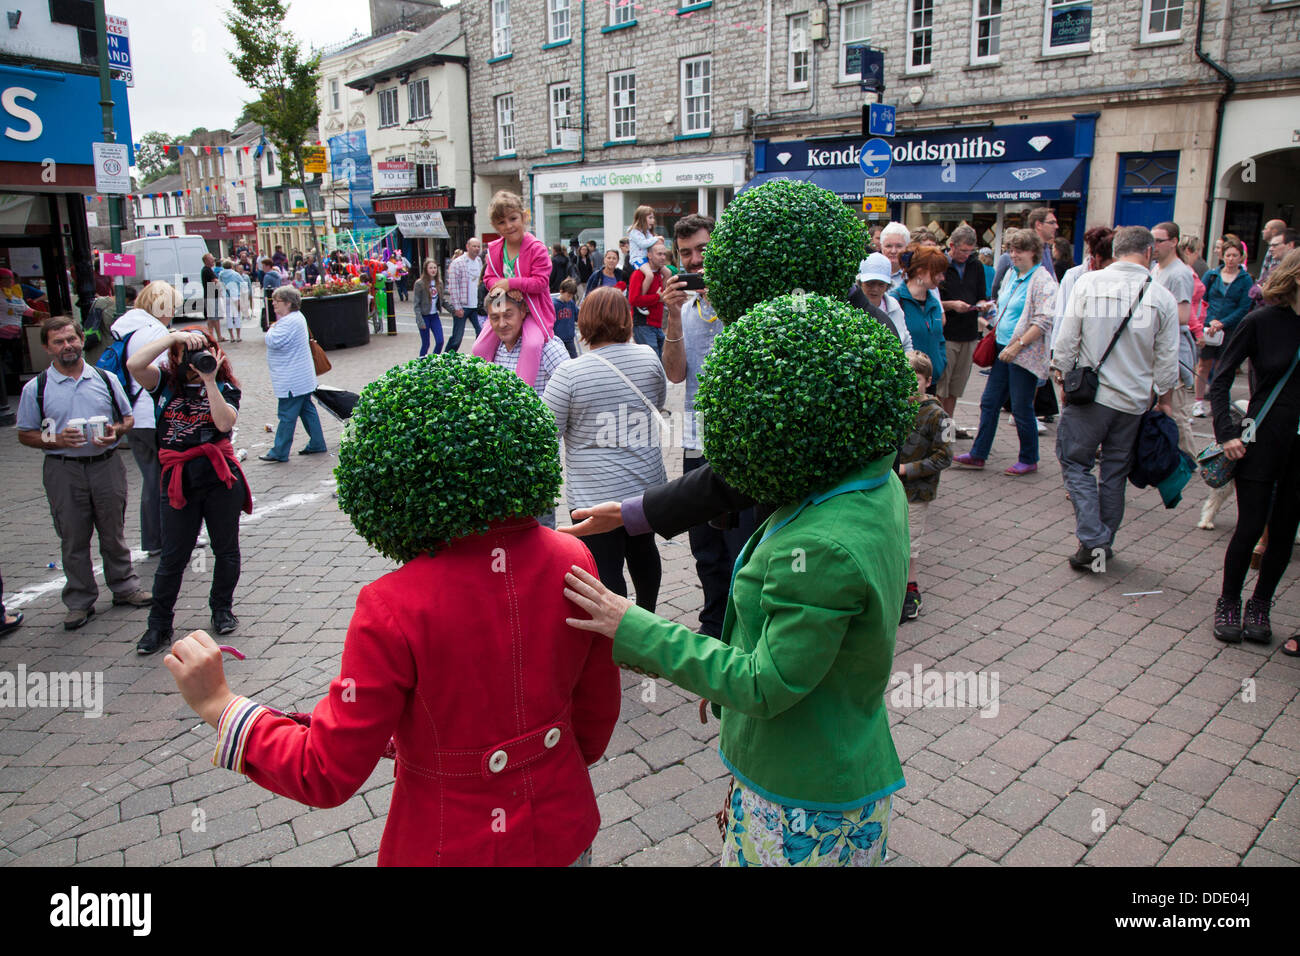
[622,832,711,867]
[982,782,1059,831]
[887,816,964,867]
[1154,752,1232,800]
[270,832,355,867]
[75,816,159,861]
[1185,808,1263,855]
[1158,835,1240,867]
[593,820,650,866]
[1206,776,1285,828]
[291,800,371,845]
[986,730,1054,771]
[952,815,1021,859]
[624,763,703,807]
[1002,827,1087,866]
[124,834,182,867]
[1085,825,1168,866]
[1043,791,1118,845]
[1119,799,1190,843]
[631,802,696,843]
[596,789,642,827]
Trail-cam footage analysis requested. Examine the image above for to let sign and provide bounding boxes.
[100,253,136,276]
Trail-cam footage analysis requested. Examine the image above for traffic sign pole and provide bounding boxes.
[94,0,125,315]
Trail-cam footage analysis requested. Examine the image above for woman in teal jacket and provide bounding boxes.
[1197,234,1255,401]
[892,245,948,387]
[565,294,916,866]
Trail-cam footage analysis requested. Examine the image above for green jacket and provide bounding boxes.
[614,455,909,810]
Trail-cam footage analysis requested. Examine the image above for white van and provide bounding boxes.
[120,236,210,317]
[121,235,208,284]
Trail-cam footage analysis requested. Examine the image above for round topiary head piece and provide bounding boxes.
[694,293,915,506]
[335,353,562,563]
[703,178,866,324]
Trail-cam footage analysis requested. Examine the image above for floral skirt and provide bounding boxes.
[720,779,892,867]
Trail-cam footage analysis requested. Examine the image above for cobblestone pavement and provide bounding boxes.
[0,316,1296,867]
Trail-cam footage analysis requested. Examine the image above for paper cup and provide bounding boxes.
[86,416,110,442]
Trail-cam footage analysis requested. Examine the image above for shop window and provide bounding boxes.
[610,70,636,141]
[550,83,573,150]
[379,88,400,128]
[907,0,934,72]
[839,2,870,83]
[165,224,175,236]
[1141,0,1183,42]
[681,55,711,135]
[548,0,570,43]
[417,163,438,188]
[1043,0,1091,55]
[971,0,1001,63]
[788,13,810,90]
[493,0,512,57]
[496,94,516,155]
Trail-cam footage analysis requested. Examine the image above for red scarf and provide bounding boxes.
[157,438,253,514]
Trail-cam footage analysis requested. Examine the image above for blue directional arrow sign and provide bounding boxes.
[868,103,896,137]
[858,138,893,177]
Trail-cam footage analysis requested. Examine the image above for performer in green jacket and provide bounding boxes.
[565,293,916,866]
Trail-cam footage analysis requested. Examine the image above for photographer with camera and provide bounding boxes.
[126,327,251,656]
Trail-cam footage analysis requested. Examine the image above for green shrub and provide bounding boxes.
[334,353,562,563]
[703,178,866,325]
[694,293,914,505]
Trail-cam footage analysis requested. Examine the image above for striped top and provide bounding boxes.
[264,310,318,398]
[543,342,668,510]
[492,334,572,397]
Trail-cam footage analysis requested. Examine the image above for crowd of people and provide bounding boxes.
[5,184,1299,867]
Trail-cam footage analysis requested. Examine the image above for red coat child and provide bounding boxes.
[211,519,622,866]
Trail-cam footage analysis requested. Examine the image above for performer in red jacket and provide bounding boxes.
[166,359,622,866]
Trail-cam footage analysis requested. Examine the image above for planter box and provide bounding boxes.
[301,289,369,350]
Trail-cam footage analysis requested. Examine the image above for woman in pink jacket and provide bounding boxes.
[473,191,557,388]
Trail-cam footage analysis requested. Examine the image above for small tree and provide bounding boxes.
[226,0,322,253]
[135,130,180,185]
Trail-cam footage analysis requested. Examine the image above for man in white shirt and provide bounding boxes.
[1052,226,1180,572]
[446,238,484,353]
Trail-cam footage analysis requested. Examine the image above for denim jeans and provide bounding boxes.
[418,313,444,356]
[447,308,483,353]
[971,357,1039,464]
[633,324,664,357]
[269,392,327,460]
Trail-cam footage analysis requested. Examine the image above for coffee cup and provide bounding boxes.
[86,416,110,442]
[67,417,87,436]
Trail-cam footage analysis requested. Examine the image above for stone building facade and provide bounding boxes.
[462,0,764,249]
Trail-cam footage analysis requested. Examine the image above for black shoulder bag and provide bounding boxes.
[1062,275,1151,406]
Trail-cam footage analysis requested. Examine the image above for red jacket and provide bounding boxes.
[217,519,622,866]
[628,270,664,328]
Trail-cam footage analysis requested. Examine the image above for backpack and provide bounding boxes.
[95,328,140,407]
[35,366,127,424]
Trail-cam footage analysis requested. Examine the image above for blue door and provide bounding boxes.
[1114,153,1179,229]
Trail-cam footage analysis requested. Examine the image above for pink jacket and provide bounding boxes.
[473,233,556,386]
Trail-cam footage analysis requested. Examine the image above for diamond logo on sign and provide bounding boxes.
[1011,167,1047,181]
[1028,136,1052,152]
[776,152,793,166]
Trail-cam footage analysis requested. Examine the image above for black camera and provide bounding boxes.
[183,349,218,375]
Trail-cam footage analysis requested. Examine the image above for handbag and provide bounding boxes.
[310,337,331,376]
[1062,276,1150,406]
[1197,344,1300,488]
[972,296,1014,369]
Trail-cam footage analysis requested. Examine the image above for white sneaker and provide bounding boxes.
[1036,419,1047,435]
[1191,400,1206,417]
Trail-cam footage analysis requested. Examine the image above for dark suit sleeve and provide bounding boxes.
[641,462,757,540]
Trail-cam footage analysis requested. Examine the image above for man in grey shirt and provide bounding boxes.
[660,214,758,638]
[1151,220,1197,456]
[1052,226,1180,572]
[16,316,150,629]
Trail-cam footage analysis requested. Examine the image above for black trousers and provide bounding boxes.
[149,467,245,630]
[683,454,757,638]
[576,521,661,613]
[1222,441,1300,603]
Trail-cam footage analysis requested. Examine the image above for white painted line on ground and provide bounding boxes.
[6,491,327,610]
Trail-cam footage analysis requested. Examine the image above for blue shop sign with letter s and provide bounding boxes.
[0,65,133,167]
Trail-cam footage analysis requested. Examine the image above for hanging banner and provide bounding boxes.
[395,211,450,238]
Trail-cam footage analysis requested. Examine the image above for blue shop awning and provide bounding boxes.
[742,157,1089,204]
[969,158,1088,201]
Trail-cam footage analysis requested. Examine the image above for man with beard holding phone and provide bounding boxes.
[16,317,150,630]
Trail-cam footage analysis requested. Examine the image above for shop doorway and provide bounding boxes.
[1113,152,1179,231]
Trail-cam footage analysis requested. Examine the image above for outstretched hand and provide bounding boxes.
[164,629,236,728]
[557,501,624,537]
[564,565,633,640]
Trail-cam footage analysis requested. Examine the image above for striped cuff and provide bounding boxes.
[213,696,269,774]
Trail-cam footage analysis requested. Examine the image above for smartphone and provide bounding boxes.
[679,272,706,290]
